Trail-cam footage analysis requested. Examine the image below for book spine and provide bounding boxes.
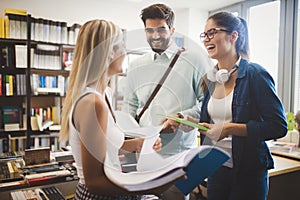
[0,18,5,38]
[9,75,14,96]
[4,18,9,38]
[16,74,20,95]
[2,138,9,153]
[5,75,10,96]
[10,138,16,153]
[0,139,3,153]
[20,15,27,40]
[8,14,17,39]
[0,74,2,96]
[15,45,28,68]
[7,162,14,178]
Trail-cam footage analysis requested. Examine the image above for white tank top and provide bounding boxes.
[207,90,233,168]
[69,87,124,184]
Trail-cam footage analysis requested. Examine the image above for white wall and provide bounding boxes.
[175,8,208,51]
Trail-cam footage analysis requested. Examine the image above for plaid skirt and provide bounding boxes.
[74,182,142,200]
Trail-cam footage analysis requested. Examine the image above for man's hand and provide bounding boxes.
[159,113,181,134]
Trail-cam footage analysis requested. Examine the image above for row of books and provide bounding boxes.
[0,137,26,154]
[30,17,81,45]
[6,14,28,40]
[0,150,24,160]
[32,44,62,70]
[0,8,27,39]
[31,133,62,152]
[10,186,66,200]
[0,74,27,96]
[0,134,63,154]
[0,160,22,180]
[31,74,67,96]
[1,8,81,45]
[1,43,74,70]
[31,106,60,124]
[32,75,63,92]
[0,150,75,191]
[1,44,29,69]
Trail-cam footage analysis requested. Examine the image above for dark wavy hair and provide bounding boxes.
[140,3,174,29]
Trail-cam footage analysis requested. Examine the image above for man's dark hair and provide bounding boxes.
[140,4,174,29]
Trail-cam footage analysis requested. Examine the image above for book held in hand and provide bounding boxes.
[105,144,230,193]
[166,115,209,131]
[109,111,230,193]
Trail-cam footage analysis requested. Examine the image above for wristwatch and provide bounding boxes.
[177,112,184,119]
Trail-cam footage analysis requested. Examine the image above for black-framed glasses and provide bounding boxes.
[145,27,168,34]
[200,28,231,42]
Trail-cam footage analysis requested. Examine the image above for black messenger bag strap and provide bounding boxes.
[135,48,184,123]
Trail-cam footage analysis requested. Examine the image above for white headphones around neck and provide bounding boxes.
[207,65,238,84]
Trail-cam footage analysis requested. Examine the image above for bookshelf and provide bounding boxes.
[0,11,78,153]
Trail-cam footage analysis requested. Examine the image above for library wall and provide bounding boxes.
[0,0,209,43]
[0,0,146,30]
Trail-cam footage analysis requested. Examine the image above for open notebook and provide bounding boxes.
[106,111,230,194]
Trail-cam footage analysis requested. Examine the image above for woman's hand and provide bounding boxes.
[198,123,229,141]
[153,137,162,152]
[134,137,161,152]
[178,115,199,132]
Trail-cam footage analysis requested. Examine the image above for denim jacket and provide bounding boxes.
[200,58,287,172]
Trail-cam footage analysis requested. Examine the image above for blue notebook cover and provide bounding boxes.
[175,147,230,195]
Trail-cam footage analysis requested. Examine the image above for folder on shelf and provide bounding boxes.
[4,8,27,16]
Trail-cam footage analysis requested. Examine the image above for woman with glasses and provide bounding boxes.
[197,11,287,200]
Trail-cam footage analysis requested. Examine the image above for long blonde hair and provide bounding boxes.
[60,19,122,141]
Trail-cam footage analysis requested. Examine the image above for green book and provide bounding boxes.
[166,115,209,131]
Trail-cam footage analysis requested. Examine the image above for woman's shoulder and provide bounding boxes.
[72,92,107,131]
[241,59,269,75]
[240,59,275,85]
[77,92,106,113]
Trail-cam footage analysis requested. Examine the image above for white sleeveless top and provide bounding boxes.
[208,90,233,168]
[69,87,124,184]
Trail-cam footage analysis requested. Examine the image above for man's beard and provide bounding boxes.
[148,38,170,54]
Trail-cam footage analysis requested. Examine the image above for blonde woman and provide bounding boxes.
[60,19,174,199]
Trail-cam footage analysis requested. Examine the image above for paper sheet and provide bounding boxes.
[115,110,163,138]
